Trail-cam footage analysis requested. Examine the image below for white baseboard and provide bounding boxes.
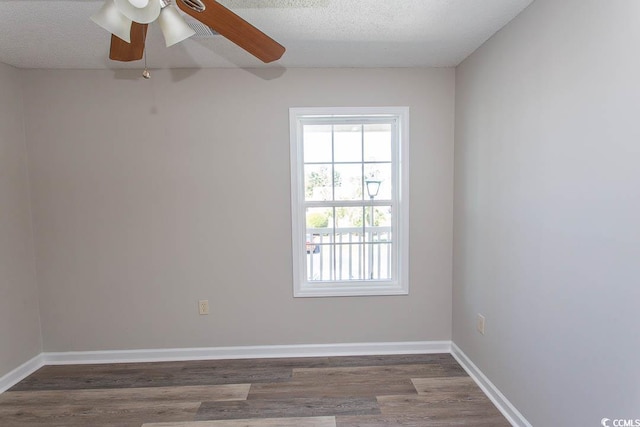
[43,341,452,365]
[0,354,45,393]
[451,342,532,427]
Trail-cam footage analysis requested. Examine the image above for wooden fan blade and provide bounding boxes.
[109,23,148,62]
[177,0,285,63]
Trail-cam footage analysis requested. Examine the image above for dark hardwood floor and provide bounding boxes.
[0,354,510,426]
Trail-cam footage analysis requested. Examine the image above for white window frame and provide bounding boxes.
[289,106,410,297]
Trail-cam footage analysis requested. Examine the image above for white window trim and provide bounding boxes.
[289,106,410,297]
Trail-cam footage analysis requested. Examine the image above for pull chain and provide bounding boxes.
[142,49,150,79]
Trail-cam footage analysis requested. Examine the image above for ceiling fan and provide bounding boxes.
[91,0,286,63]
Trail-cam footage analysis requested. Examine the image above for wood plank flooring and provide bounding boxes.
[0,354,510,426]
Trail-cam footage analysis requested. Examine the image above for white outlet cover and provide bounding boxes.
[198,300,209,315]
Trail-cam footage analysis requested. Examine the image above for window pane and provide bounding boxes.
[334,206,364,229]
[303,125,332,163]
[306,207,332,230]
[334,164,363,201]
[364,204,392,243]
[374,205,393,227]
[364,124,392,162]
[306,211,333,281]
[370,242,392,280]
[334,124,362,163]
[304,164,334,201]
[306,230,333,281]
[364,163,392,200]
[333,243,366,281]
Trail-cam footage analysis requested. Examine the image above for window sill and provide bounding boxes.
[294,282,408,298]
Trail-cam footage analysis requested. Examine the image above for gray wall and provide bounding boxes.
[0,62,42,378]
[453,0,640,425]
[22,67,455,352]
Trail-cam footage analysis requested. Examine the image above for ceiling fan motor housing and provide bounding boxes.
[180,0,206,13]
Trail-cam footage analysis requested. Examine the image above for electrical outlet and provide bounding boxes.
[198,300,209,315]
[477,314,485,335]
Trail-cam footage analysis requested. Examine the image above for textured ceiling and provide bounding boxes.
[0,0,533,69]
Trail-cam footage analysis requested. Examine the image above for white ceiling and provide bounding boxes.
[0,0,533,69]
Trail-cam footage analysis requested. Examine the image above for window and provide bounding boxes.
[290,107,409,297]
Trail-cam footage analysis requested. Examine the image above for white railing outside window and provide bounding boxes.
[306,226,392,282]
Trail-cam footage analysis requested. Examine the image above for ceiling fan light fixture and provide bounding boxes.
[114,0,161,24]
[158,4,196,47]
[91,0,133,43]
